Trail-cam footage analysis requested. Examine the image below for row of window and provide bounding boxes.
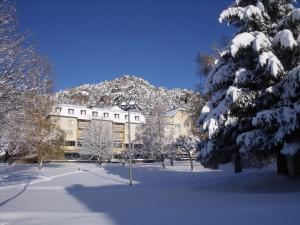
[65,141,76,146]
[55,107,139,121]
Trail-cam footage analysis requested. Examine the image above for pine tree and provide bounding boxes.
[198,0,300,173]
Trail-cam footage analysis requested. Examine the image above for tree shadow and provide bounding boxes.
[0,178,30,208]
[0,162,64,187]
[66,165,216,225]
[65,164,300,225]
[204,169,300,193]
[83,169,129,185]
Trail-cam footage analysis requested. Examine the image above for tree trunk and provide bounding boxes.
[4,151,10,163]
[98,157,102,166]
[277,153,288,175]
[161,154,165,168]
[234,151,242,173]
[188,152,194,171]
[170,158,174,166]
[38,156,44,170]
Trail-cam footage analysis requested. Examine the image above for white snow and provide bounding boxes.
[283,65,300,98]
[252,107,299,147]
[224,116,239,127]
[206,63,235,93]
[219,5,263,24]
[252,109,277,127]
[252,32,271,52]
[287,8,300,22]
[281,142,299,155]
[273,29,297,49]
[226,86,242,103]
[202,99,228,138]
[200,101,212,116]
[49,103,146,124]
[200,141,214,158]
[237,129,265,152]
[234,68,254,85]
[229,32,271,57]
[265,86,275,93]
[230,32,255,56]
[256,1,265,12]
[244,5,263,20]
[1,162,300,225]
[258,51,284,78]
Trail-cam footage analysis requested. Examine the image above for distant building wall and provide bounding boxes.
[49,104,192,159]
[165,108,191,140]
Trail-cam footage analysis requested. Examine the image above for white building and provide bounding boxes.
[48,103,191,159]
[48,104,145,158]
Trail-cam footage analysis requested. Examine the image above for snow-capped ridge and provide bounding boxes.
[55,75,198,113]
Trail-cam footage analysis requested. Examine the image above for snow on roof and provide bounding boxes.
[49,104,145,124]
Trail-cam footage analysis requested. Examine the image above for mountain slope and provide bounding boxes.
[55,75,199,113]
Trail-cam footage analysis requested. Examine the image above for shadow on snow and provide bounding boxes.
[65,163,300,225]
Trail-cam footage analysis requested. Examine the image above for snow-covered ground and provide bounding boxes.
[0,161,300,225]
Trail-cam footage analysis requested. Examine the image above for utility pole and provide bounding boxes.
[128,109,132,185]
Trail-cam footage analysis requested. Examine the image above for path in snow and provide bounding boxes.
[0,161,300,225]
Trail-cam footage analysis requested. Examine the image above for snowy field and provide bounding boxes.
[0,161,300,225]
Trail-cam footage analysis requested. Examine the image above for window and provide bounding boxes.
[92,111,98,117]
[113,142,123,148]
[114,131,124,141]
[103,112,109,118]
[80,110,86,115]
[175,124,181,132]
[66,130,73,135]
[125,115,129,120]
[65,141,76,146]
[68,109,74,115]
[135,116,139,121]
[114,114,120,119]
[55,107,61,113]
[69,120,74,126]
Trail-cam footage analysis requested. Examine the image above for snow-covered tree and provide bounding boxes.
[136,102,174,168]
[79,120,113,165]
[174,135,199,171]
[0,0,59,164]
[198,0,300,173]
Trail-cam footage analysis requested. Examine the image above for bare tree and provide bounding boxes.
[195,53,215,77]
[0,0,58,165]
[136,101,174,168]
[174,135,199,171]
[79,120,113,165]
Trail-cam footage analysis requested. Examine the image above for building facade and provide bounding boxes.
[49,104,191,158]
[164,108,191,140]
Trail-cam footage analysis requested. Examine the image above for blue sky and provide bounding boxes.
[15,0,234,91]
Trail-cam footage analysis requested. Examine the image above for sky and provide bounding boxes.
[15,0,234,91]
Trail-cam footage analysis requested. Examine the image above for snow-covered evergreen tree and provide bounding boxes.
[198,0,300,172]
